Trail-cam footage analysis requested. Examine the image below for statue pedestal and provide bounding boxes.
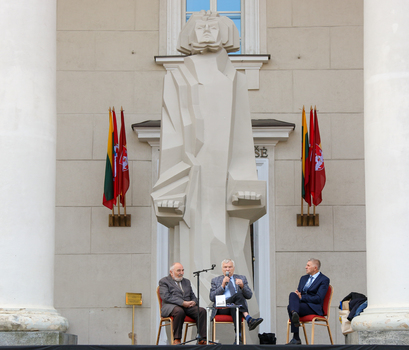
[0,331,77,346]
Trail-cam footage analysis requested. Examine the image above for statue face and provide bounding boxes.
[194,20,220,44]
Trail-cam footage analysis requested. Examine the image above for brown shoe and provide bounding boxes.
[173,339,181,345]
[198,339,207,345]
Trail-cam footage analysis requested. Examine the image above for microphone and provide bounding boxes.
[224,271,230,288]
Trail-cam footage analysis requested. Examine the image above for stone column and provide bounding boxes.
[352,0,409,344]
[0,0,69,344]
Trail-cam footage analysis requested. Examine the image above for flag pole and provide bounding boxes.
[301,105,304,222]
[313,105,317,220]
[124,195,127,216]
[301,105,304,217]
[308,106,313,218]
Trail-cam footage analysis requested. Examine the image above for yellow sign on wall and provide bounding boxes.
[126,293,142,305]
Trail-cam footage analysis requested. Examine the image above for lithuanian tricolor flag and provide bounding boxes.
[103,108,116,209]
[301,106,310,203]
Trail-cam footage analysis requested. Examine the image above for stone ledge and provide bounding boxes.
[0,331,77,346]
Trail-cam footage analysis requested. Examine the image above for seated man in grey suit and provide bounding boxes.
[159,262,207,345]
[210,259,263,342]
[287,258,330,345]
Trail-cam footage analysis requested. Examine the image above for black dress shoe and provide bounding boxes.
[291,312,300,327]
[286,338,301,345]
[248,317,263,331]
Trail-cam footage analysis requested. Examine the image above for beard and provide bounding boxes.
[174,276,183,282]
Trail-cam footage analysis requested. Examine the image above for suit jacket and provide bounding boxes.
[209,274,252,319]
[298,272,330,315]
[159,274,198,317]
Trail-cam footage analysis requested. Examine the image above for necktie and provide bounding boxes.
[177,281,184,293]
[303,276,314,291]
[228,277,236,296]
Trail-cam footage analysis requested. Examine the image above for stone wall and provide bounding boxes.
[54,0,366,344]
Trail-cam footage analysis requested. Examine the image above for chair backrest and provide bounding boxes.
[156,286,163,311]
[322,285,333,317]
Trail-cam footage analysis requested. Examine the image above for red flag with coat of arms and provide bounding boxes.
[119,108,129,206]
[112,108,120,203]
[311,108,326,206]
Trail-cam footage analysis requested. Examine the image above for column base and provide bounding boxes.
[0,309,68,332]
[352,308,409,345]
[0,331,77,346]
[356,330,409,345]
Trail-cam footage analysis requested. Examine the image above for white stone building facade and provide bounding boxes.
[9,0,408,345]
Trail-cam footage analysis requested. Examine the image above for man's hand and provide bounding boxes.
[235,278,244,289]
[295,289,302,299]
[182,300,196,308]
[222,276,230,288]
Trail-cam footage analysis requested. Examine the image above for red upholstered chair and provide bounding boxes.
[156,286,196,345]
[212,313,247,344]
[286,284,334,345]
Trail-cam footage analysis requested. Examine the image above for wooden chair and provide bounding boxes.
[286,284,334,345]
[212,314,247,344]
[156,286,196,345]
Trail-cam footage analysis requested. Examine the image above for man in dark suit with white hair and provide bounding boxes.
[209,259,263,342]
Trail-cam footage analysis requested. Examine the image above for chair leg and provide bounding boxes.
[170,319,174,345]
[241,319,246,345]
[327,323,334,344]
[286,320,290,343]
[212,320,216,342]
[183,323,189,343]
[310,321,315,344]
[156,322,162,345]
[301,323,309,344]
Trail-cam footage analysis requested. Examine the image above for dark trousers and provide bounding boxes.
[287,292,315,333]
[170,305,207,339]
[216,293,249,332]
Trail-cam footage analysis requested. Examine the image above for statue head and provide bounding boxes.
[177,10,240,55]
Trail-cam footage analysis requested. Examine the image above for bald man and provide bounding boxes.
[159,263,207,345]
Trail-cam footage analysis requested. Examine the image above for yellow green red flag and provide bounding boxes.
[103,108,115,209]
[301,106,310,202]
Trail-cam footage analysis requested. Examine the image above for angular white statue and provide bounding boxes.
[152,10,266,299]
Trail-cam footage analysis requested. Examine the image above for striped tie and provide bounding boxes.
[303,276,314,291]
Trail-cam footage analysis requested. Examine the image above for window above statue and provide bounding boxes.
[161,0,263,56]
[185,0,242,53]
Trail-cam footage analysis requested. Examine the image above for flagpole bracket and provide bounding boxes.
[297,214,319,227]
[109,214,132,227]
